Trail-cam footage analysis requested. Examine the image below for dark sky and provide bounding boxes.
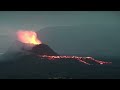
[0,11,120,56]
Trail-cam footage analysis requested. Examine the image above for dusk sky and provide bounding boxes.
[0,11,120,56]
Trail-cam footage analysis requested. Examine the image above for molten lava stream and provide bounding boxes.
[37,55,112,65]
[16,30,112,65]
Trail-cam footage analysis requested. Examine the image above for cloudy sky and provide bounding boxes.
[0,11,120,55]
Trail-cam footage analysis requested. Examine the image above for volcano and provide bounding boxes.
[31,44,59,56]
[0,41,59,61]
[15,30,58,56]
[0,30,113,79]
[0,40,87,79]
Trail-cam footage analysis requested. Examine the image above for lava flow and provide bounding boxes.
[37,55,112,65]
[16,30,112,65]
[16,30,42,45]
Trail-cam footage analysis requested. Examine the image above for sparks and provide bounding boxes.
[16,30,42,45]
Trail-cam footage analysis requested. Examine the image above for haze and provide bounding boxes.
[0,11,120,56]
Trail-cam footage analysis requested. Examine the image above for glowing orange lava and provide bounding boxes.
[37,55,112,65]
[17,30,42,45]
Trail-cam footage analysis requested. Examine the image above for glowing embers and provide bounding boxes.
[38,55,112,65]
[17,30,42,45]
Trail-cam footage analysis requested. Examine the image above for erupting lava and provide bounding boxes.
[17,30,42,45]
[16,30,112,65]
[37,55,112,65]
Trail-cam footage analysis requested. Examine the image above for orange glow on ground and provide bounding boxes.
[17,30,42,45]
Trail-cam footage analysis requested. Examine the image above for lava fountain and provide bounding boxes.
[16,30,112,65]
[16,30,42,45]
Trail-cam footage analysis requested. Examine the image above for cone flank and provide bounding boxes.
[31,44,59,56]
